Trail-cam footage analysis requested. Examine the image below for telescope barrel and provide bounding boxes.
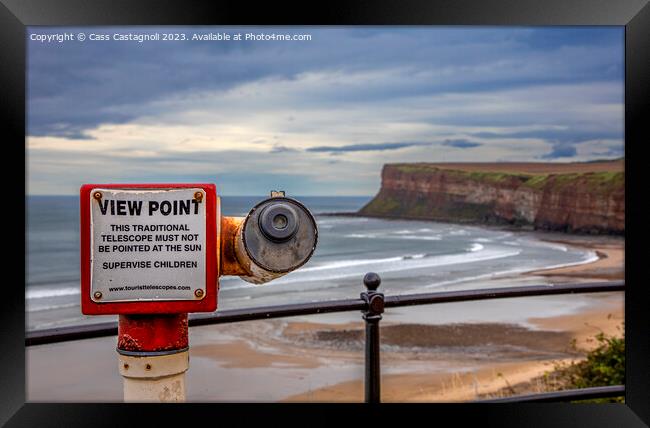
[231,196,318,284]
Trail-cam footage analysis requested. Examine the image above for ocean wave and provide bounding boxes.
[268,249,524,285]
[396,235,442,241]
[26,287,80,299]
[299,256,406,272]
[391,228,436,235]
[424,266,533,289]
[528,251,600,271]
[27,277,79,287]
[404,253,427,260]
[27,302,79,312]
[468,243,484,252]
[344,233,379,239]
[345,233,442,241]
[448,229,469,236]
[507,238,568,252]
[529,241,569,252]
[424,250,600,290]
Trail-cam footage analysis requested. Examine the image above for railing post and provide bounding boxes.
[361,272,384,403]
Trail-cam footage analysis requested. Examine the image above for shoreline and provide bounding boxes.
[524,238,624,282]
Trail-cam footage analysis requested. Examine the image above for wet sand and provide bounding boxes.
[27,236,624,402]
[526,236,624,281]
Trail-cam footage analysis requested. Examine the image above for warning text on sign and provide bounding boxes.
[90,188,207,302]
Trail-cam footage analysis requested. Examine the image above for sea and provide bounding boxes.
[26,195,602,331]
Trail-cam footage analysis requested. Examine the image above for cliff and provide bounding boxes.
[359,161,624,235]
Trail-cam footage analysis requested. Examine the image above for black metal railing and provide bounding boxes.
[476,385,625,403]
[25,275,625,403]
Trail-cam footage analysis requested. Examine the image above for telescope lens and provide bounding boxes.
[273,214,288,230]
[258,203,299,242]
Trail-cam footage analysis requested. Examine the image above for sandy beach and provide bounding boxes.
[27,234,624,402]
[281,294,623,402]
[526,235,624,282]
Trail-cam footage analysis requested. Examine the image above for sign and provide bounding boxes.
[80,184,218,315]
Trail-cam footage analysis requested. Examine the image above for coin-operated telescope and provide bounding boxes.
[79,184,317,401]
[221,191,318,284]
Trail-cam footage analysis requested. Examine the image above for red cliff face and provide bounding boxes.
[533,174,624,233]
[359,163,624,235]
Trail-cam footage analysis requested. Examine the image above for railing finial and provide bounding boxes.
[363,272,381,291]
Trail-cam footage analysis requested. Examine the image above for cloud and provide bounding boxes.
[470,129,622,143]
[26,26,624,195]
[441,139,482,149]
[592,148,625,157]
[541,143,578,159]
[27,27,623,139]
[269,145,298,153]
[306,142,423,153]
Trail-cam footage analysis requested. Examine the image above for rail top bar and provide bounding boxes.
[476,385,625,403]
[26,280,624,346]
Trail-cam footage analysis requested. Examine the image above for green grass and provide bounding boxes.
[465,171,529,184]
[582,171,625,192]
[545,171,623,194]
[521,174,549,189]
[520,171,624,194]
[391,164,443,175]
[391,164,530,185]
[359,193,402,215]
[389,165,623,192]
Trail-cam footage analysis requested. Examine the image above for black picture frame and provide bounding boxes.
[4,0,648,426]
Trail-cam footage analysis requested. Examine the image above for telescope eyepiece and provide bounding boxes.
[258,203,299,242]
[237,196,318,281]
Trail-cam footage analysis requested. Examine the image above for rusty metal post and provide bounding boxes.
[117,313,189,402]
[361,272,383,403]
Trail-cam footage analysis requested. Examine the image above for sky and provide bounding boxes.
[27,26,624,196]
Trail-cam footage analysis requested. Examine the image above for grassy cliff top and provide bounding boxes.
[387,159,624,176]
[386,160,624,191]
